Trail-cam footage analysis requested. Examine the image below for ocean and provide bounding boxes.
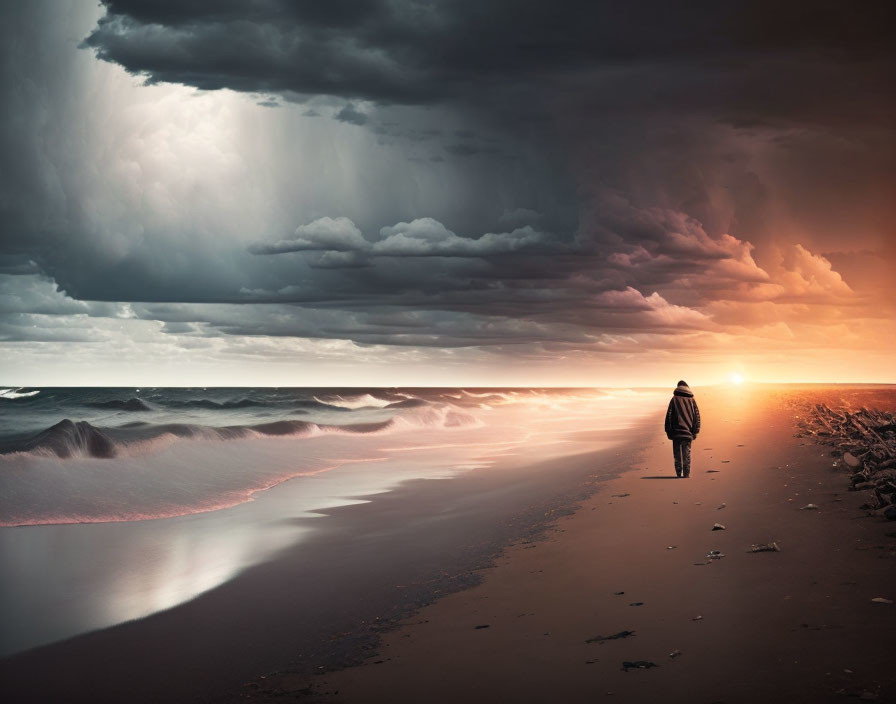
[0,386,663,656]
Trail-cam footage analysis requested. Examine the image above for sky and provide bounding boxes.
[1,0,894,387]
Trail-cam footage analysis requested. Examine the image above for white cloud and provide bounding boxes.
[250,216,369,254]
[251,216,552,259]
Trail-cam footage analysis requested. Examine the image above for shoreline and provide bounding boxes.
[0,410,660,703]
[252,386,896,703]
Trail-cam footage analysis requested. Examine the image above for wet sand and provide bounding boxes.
[0,414,651,702]
[255,386,896,704]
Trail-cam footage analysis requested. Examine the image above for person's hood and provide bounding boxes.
[673,383,694,398]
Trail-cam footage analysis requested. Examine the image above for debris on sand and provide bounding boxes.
[706,550,725,560]
[870,597,893,604]
[612,493,631,498]
[707,470,720,473]
[712,523,726,531]
[797,404,896,517]
[747,542,780,553]
[800,503,819,510]
[629,602,644,607]
[586,630,635,643]
[666,545,677,550]
[717,503,727,510]
[668,650,682,658]
[474,624,490,629]
[691,615,703,621]
[622,660,658,671]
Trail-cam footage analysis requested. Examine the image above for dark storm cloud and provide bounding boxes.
[2,0,894,364]
[133,300,596,349]
[80,0,896,259]
[334,104,368,125]
[443,143,501,158]
[84,1,895,107]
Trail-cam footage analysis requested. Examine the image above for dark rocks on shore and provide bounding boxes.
[797,404,896,518]
[621,660,658,671]
[586,630,635,643]
[748,542,780,553]
[844,452,863,469]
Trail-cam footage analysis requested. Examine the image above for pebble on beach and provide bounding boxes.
[748,542,781,553]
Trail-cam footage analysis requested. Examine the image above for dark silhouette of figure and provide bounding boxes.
[664,380,700,477]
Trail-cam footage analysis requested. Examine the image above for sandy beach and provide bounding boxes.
[2,385,895,704]
[235,385,896,704]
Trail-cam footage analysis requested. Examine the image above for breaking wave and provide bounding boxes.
[0,387,657,528]
[313,393,396,409]
[19,420,119,459]
[384,398,429,409]
[0,388,40,400]
[5,403,478,459]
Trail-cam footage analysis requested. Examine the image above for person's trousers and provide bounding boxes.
[673,438,692,477]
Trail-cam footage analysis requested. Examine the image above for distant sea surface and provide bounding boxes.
[0,386,663,656]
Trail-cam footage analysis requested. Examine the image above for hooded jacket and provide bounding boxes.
[665,383,701,440]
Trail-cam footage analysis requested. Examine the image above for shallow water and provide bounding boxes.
[0,387,664,656]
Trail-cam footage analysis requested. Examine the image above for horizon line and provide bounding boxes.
[3,381,895,390]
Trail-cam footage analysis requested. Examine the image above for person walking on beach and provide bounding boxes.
[665,380,700,478]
